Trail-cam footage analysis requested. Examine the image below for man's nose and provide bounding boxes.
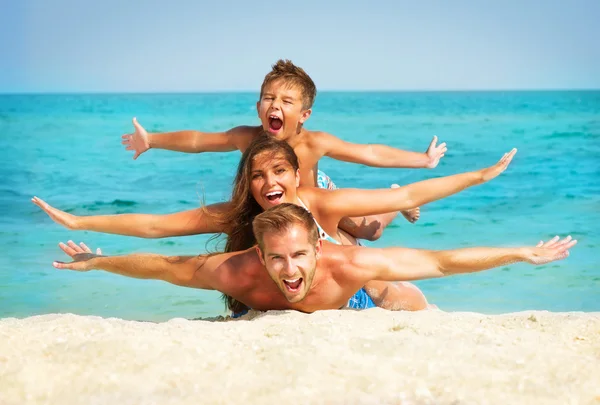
[281,259,296,277]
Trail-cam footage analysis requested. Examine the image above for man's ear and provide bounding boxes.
[315,238,323,260]
[299,108,312,124]
[255,245,266,265]
[295,169,300,187]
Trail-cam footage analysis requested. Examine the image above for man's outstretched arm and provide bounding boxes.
[52,241,227,289]
[351,236,577,282]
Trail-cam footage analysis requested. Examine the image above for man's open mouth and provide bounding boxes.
[269,115,283,131]
[283,278,303,292]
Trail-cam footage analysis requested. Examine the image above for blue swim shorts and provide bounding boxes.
[346,287,377,309]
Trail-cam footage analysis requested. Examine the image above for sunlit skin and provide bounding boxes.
[250,152,300,210]
[33,147,519,311]
[256,79,312,142]
[256,226,321,303]
[52,232,578,314]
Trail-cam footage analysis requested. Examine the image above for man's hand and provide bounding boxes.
[524,236,578,265]
[32,196,80,230]
[424,136,448,168]
[121,117,150,160]
[479,148,517,182]
[53,240,103,271]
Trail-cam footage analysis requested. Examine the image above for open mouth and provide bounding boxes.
[268,115,283,132]
[265,191,283,204]
[283,278,303,293]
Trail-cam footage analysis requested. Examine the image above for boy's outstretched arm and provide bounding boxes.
[318,132,447,169]
[352,236,577,283]
[121,118,252,160]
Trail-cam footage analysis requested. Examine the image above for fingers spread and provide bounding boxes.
[544,235,560,248]
[59,242,77,257]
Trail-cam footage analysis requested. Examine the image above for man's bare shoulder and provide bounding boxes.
[199,248,262,289]
[320,243,360,275]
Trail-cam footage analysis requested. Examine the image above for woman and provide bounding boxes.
[33,135,517,313]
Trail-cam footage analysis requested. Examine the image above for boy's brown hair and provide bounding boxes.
[259,59,317,110]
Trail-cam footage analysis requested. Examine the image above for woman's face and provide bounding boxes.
[249,151,300,211]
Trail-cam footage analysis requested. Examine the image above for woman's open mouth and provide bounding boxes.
[265,191,283,204]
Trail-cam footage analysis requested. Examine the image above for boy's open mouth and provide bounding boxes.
[269,116,283,131]
[283,278,303,292]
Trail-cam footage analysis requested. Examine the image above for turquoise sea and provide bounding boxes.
[1,91,598,321]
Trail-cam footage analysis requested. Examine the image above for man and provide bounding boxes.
[54,204,576,313]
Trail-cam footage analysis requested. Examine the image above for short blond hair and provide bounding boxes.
[252,203,319,250]
[260,59,317,110]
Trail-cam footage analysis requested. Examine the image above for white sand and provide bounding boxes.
[1,310,599,405]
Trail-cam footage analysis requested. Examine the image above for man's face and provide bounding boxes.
[256,79,312,140]
[256,224,321,303]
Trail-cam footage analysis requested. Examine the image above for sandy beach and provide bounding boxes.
[1,309,598,405]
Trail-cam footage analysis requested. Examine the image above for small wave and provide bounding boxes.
[82,199,139,210]
[172,298,206,307]
[542,131,592,140]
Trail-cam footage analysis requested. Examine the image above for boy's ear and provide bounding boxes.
[255,245,266,265]
[256,100,261,114]
[299,108,312,124]
[295,169,300,187]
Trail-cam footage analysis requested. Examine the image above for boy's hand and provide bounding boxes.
[425,136,447,168]
[32,196,80,230]
[53,240,102,271]
[122,117,150,160]
[524,236,577,265]
[479,148,517,181]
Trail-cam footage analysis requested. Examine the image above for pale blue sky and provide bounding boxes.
[1,0,599,93]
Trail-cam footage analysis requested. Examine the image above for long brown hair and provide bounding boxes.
[205,133,300,313]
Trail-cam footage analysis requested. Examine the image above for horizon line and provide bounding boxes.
[1,88,599,96]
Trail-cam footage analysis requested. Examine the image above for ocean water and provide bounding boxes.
[0,91,598,321]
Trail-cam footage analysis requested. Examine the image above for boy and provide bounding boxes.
[121,60,447,240]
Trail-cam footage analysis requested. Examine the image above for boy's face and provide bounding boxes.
[257,79,312,140]
[256,224,321,303]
